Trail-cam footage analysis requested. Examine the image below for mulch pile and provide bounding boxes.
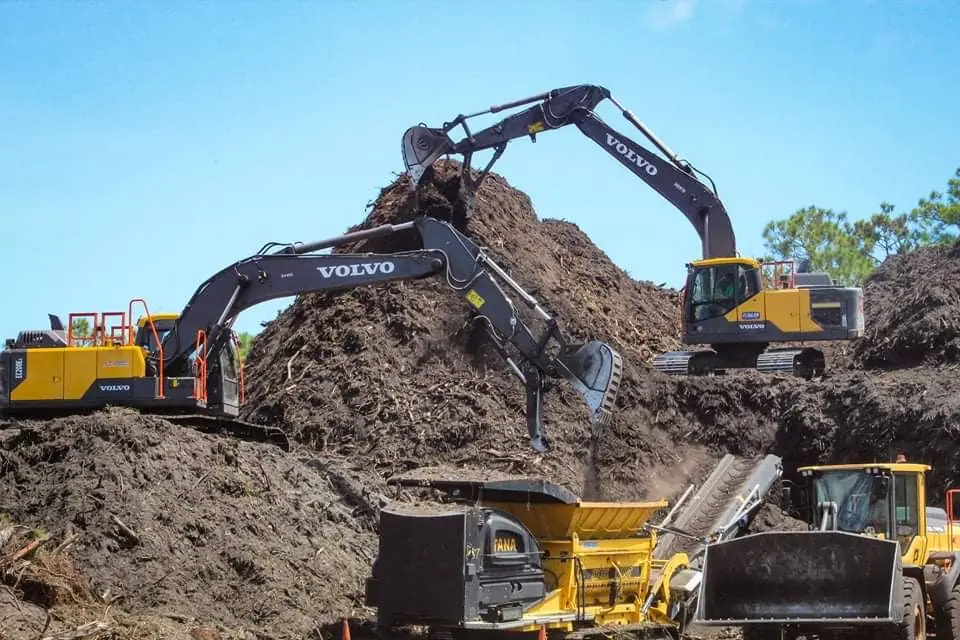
[2,159,959,638]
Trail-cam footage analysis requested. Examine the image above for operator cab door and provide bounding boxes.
[685,262,763,339]
[214,339,241,415]
[894,471,926,565]
[135,319,176,376]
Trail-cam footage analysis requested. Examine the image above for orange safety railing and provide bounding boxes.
[677,286,687,334]
[194,330,208,403]
[67,311,101,347]
[947,488,960,553]
[101,311,127,346]
[128,298,165,399]
[67,310,132,347]
[760,260,797,290]
[230,330,247,405]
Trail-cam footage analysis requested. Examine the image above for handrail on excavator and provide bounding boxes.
[128,298,165,399]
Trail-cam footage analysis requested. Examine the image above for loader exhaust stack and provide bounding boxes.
[696,531,901,626]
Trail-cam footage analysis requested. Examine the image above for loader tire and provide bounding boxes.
[935,579,960,640]
[890,576,925,640]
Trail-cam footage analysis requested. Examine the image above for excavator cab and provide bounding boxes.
[133,313,244,415]
[683,258,763,326]
[655,256,863,379]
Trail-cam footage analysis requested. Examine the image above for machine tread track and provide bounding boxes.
[0,409,290,450]
[755,347,825,379]
[652,347,825,379]
[161,414,291,450]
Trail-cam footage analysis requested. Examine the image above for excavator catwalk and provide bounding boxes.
[401,84,865,378]
[1,215,623,452]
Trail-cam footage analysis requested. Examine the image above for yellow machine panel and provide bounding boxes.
[489,499,669,540]
[96,345,146,380]
[763,288,818,334]
[14,345,149,402]
[62,348,97,400]
[10,348,64,402]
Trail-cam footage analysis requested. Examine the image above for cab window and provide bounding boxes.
[738,265,759,300]
[894,473,919,546]
[687,264,741,322]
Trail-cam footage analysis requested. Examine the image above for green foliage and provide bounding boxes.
[235,331,255,362]
[761,167,960,286]
[71,317,91,337]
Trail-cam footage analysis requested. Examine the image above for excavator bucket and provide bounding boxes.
[556,341,623,428]
[696,531,901,626]
[402,125,453,186]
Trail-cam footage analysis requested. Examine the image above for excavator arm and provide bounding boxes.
[155,215,623,452]
[401,83,736,259]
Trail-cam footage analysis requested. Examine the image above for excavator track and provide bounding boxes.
[652,347,825,379]
[651,350,716,376]
[0,409,290,451]
[652,453,782,567]
[755,347,825,379]
[160,414,291,451]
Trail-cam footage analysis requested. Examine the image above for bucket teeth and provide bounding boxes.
[558,341,623,426]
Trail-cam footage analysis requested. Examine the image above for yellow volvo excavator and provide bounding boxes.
[401,84,865,378]
[0,215,623,453]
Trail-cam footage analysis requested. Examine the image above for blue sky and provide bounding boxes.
[1,0,958,340]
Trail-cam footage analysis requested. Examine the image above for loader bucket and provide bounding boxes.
[696,531,901,625]
[557,341,623,427]
[402,125,453,186]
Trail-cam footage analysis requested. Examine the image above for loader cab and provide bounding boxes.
[683,257,763,324]
[798,462,930,562]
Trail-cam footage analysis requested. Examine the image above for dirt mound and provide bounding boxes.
[6,160,960,638]
[0,408,385,639]
[240,159,716,501]
[239,160,960,503]
[851,240,960,369]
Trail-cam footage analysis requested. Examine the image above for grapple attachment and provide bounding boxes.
[402,125,454,186]
[557,340,623,428]
[696,531,901,626]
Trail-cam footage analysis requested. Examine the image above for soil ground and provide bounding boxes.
[2,160,959,638]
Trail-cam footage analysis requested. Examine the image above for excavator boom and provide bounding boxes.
[401,84,736,260]
[157,215,622,452]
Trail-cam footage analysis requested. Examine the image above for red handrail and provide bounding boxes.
[67,312,100,347]
[231,330,246,405]
[194,329,208,403]
[128,298,165,399]
[761,260,797,290]
[947,488,960,553]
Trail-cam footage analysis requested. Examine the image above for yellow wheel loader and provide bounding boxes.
[694,458,960,640]
[401,84,865,378]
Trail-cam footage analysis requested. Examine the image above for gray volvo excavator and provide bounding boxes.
[399,84,864,379]
[1,215,622,453]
